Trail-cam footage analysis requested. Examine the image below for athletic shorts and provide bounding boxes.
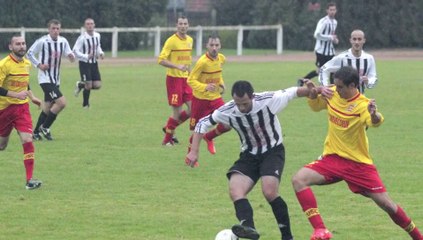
[40,83,63,102]
[0,103,33,137]
[189,97,224,130]
[166,75,192,107]
[79,61,101,82]
[304,154,386,194]
[315,52,334,68]
[227,144,285,184]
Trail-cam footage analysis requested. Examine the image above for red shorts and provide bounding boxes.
[0,103,33,137]
[166,76,192,107]
[305,154,386,194]
[190,97,224,130]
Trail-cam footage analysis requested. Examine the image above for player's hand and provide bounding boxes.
[205,83,217,92]
[185,151,199,168]
[38,64,49,71]
[14,90,28,100]
[177,64,189,72]
[361,76,369,87]
[320,86,334,99]
[332,35,339,44]
[31,97,42,108]
[68,53,76,63]
[99,53,105,60]
[368,99,377,115]
[88,53,94,60]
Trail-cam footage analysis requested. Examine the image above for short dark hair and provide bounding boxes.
[10,35,23,44]
[327,2,336,8]
[177,15,188,22]
[47,19,61,27]
[334,66,359,87]
[232,80,254,99]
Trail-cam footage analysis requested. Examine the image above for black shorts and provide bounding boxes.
[40,83,63,102]
[79,61,101,82]
[226,144,286,183]
[315,52,334,67]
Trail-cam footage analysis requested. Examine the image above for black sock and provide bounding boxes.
[304,70,318,79]
[234,198,255,229]
[269,196,293,239]
[43,112,57,129]
[34,112,47,133]
[83,89,90,106]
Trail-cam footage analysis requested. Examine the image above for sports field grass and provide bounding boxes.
[1,56,422,239]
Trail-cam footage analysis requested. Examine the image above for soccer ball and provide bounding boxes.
[215,229,238,240]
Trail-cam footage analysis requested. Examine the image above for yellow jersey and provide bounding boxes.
[0,54,31,110]
[158,33,193,78]
[188,52,225,100]
[308,86,384,164]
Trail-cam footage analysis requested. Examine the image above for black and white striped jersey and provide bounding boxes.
[195,87,298,155]
[73,31,104,63]
[319,49,377,88]
[27,34,73,85]
[314,16,337,56]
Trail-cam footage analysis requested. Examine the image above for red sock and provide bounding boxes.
[204,123,230,140]
[163,117,179,143]
[23,142,35,182]
[390,206,423,239]
[295,188,326,229]
[179,110,190,123]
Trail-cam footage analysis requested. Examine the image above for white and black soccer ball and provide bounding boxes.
[215,229,238,240]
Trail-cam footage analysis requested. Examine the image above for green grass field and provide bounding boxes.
[1,56,422,239]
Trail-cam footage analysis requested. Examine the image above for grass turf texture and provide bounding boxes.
[0,58,421,239]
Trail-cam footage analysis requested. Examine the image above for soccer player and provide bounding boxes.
[298,2,338,86]
[73,18,105,108]
[186,35,230,157]
[292,66,423,240]
[319,29,377,93]
[158,16,193,146]
[186,80,324,240]
[27,19,75,140]
[0,35,42,190]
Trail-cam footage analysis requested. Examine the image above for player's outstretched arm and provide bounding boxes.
[186,132,203,167]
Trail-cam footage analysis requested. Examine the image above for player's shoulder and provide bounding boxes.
[57,36,70,42]
[36,35,49,42]
[0,55,10,66]
[218,53,226,62]
[217,100,236,113]
[186,34,193,41]
[360,50,374,59]
[254,91,276,101]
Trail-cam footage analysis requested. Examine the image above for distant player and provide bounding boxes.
[0,35,42,190]
[298,2,338,86]
[186,35,230,159]
[319,29,377,93]
[27,19,75,140]
[73,18,105,108]
[158,16,193,146]
[292,66,423,240]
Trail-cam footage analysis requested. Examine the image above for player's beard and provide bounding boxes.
[13,50,26,58]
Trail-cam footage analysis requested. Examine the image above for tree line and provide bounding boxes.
[1,0,422,52]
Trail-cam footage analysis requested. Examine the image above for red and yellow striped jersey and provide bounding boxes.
[158,33,193,78]
[0,54,31,110]
[308,86,384,164]
[188,52,225,100]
